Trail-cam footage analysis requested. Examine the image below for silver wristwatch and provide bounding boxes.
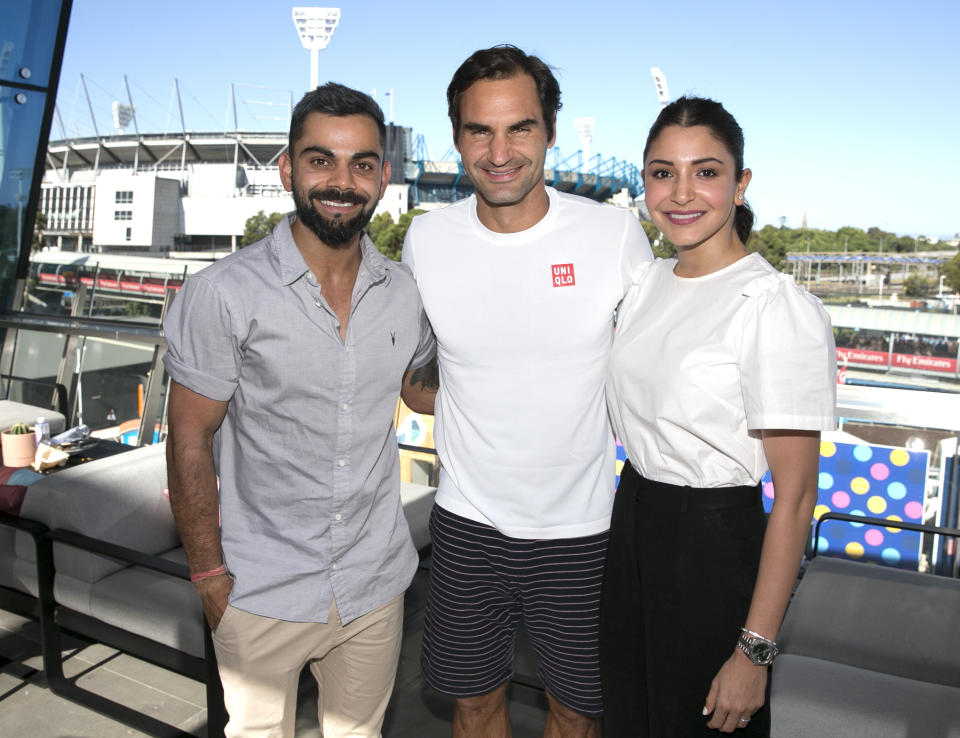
[737,627,779,666]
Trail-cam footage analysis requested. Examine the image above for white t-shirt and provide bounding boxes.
[607,253,836,488]
[402,187,652,538]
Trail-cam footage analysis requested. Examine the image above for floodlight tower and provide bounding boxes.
[292,7,341,92]
[650,67,669,109]
[573,116,595,166]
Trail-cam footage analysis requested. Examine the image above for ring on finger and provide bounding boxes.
[739,716,751,724]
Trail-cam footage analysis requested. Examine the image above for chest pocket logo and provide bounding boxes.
[552,263,576,287]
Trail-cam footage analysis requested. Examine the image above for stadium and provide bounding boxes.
[39,125,644,255]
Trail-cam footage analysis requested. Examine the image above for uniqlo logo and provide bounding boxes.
[551,263,575,287]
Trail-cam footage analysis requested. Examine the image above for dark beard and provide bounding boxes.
[293,187,377,248]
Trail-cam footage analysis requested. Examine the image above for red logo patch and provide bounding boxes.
[551,263,575,287]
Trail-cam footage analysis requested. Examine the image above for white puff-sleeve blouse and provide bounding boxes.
[606,253,837,488]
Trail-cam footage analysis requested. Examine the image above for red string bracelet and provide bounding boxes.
[190,564,227,583]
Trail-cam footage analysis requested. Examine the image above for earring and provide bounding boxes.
[738,193,744,201]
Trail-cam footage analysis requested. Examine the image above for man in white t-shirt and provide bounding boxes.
[401,45,652,737]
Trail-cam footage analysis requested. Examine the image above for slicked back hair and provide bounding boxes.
[447,45,562,142]
[643,96,754,244]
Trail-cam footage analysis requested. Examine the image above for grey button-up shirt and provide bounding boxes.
[163,214,435,623]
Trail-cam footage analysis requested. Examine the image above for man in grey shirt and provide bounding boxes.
[164,83,436,737]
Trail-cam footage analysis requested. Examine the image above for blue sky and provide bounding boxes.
[55,0,959,238]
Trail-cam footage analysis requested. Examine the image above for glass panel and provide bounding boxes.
[73,335,157,433]
[0,0,64,87]
[4,328,66,407]
[0,85,47,310]
[7,327,162,437]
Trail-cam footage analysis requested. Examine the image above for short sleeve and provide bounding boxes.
[739,275,837,431]
[162,275,242,402]
[618,213,654,295]
[400,222,417,278]
[408,296,436,371]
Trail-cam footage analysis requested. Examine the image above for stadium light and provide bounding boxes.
[573,116,595,167]
[111,101,134,134]
[292,7,341,92]
[650,67,669,109]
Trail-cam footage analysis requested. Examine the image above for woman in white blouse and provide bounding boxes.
[600,97,836,736]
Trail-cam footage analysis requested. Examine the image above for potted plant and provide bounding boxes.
[2,422,38,467]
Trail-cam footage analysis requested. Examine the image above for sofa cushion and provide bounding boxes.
[88,547,204,658]
[772,653,960,737]
[16,443,175,585]
[0,400,67,435]
[778,556,960,686]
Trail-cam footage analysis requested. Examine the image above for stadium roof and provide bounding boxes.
[47,131,290,169]
[826,305,960,338]
[46,130,644,200]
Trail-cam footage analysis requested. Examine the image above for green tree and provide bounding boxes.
[640,220,676,259]
[366,212,394,244]
[940,254,960,293]
[241,211,285,247]
[836,226,870,252]
[902,274,933,297]
[750,226,787,272]
[374,208,425,261]
[32,210,46,252]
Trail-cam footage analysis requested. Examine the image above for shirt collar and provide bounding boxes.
[272,212,389,287]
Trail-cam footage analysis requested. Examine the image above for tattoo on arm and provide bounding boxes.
[410,356,439,392]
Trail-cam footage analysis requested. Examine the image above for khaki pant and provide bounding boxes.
[212,595,404,738]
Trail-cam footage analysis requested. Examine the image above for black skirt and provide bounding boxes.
[600,461,770,737]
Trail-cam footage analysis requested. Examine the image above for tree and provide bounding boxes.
[640,220,676,259]
[750,226,787,272]
[241,211,285,247]
[902,274,933,298]
[32,210,46,252]
[941,254,960,293]
[374,208,425,261]
[366,212,394,245]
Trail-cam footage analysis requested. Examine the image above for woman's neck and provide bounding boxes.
[674,233,749,278]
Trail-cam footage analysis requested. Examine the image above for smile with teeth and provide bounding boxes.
[483,165,522,179]
[316,199,358,210]
[665,210,705,224]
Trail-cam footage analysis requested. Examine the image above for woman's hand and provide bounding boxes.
[702,648,766,732]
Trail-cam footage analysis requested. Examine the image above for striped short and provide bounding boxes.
[421,504,608,717]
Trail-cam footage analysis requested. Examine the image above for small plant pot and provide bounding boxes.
[2,431,38,468]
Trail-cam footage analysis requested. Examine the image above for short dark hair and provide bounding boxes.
[289,82,386,154]
[643,96,754,244]
[447,44,562,142]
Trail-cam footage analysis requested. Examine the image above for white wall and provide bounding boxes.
[373,184,410,224]
[91,170,163,249]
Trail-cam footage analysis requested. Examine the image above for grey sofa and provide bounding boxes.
[0,442,437,737]
[772,538,960,737]
[0,399,67,436]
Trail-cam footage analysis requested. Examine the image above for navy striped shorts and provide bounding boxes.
[421,504,608,717]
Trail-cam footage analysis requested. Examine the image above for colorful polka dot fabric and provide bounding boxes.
[614,440,927,570]
[763,441,928,570]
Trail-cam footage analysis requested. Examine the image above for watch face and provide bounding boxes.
[753,642,774,663]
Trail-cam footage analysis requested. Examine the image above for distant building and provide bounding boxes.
[40,127,642,255]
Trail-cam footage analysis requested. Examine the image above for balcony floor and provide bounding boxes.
[0,568,550,737]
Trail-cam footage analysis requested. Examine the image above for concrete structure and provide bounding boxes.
[40,128,643,255]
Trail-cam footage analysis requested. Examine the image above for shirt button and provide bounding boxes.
[341,403,349,412]
[332,562,337,570]
[335,513,342,521]
[338,459,346,467]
